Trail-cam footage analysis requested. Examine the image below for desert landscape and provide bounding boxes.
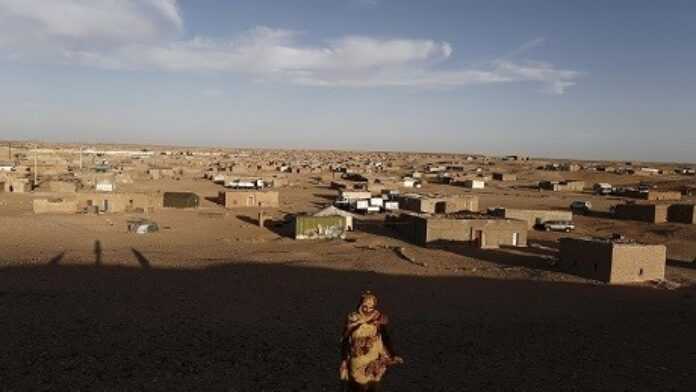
[2,1,695,390]
[1,141,695,391]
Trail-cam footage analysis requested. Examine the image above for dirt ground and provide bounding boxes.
[1,170,696,391]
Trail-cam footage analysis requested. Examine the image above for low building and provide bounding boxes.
[488,207,573,229]
[461,179,485,189]
[390,212,527,248]
[33,198,79,214]
[623,190,682,202]
[0,177,30,193]
[614,203,668,223]
[539,180,585,192]
[47,180,77,193]
[147,167,176,179]
[76,192,162,214]
[339,190,372,202]
[398,194,479,214]
[492,173,517,181]
[163,192,200,208]
[295,215,346,240]
[0,161,16,172]
[667,204,696,224]
[559,237,666,283]
[219,190,279,208]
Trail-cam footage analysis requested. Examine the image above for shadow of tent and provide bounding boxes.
[0,262,694,391]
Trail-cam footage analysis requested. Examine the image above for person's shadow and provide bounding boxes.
[94,240,102,267]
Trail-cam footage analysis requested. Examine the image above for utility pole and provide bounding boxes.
[79,146,83,170]
[8,142,11,161]
[33,150,38,187]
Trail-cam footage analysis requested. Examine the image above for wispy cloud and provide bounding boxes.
[0,0,580,94]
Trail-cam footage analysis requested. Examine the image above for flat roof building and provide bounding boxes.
[390,212,527,249]
[219,190,279,209]
[398,194,479,214]
[614,203,668,223]
[488,207,573,229]
[559,237,666,284]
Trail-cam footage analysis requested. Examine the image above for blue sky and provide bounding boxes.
[0,0,694,162]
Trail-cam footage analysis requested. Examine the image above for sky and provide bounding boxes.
[0,0,694,162]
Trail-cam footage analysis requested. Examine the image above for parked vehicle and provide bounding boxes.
[538,220,576,232]
[593,183,612,195]
[570,200,592,214]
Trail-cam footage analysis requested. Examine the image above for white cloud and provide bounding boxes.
[0,0,580,94]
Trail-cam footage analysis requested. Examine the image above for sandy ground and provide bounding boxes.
[1,172,696,390]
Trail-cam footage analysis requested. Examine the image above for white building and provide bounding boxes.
[463,180,485,189]
[96,179,115,192]
[0,161,15,172]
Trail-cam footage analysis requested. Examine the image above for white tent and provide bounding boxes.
[313,205,356,231]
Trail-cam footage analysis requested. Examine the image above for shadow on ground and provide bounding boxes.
[1,260,695,391]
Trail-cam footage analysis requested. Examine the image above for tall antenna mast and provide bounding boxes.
[33,150,38,187]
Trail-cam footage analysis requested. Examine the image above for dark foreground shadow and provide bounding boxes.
[0,262,694,391]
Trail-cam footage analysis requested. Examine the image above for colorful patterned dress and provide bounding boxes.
[341,309,397,388]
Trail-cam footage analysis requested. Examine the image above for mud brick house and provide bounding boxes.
[492,173,517,181]
[390,212,527,248]
[163,192,200,208]
[614,203,668,223]
[33,198,79,214]
[76,192,162,213]
[488,207,573,229]
[219,190,279,208]
[640,191,682,202]
[667,204,696,224]
[559,237,666,283]
[0,177,30,193]
[398,194,479,214]
[47,180,77,193]
[622,190,682,201]
[538,180,585,192]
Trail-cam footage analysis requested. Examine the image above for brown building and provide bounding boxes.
[614,203,668,223]
[559,237,666,283]
[76,192,162,213]
[622,190,682,201]
[539,180,585,192]
[390,212,527,248]
[220,190,279,208]
[33,192,162,214]
[0,177,30,193]
[33,198,79,214]
[47,180,77,193]
[492,172,517,181]
[488,207,573,229]
[667,204,696,224]
[398,194,479,214]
